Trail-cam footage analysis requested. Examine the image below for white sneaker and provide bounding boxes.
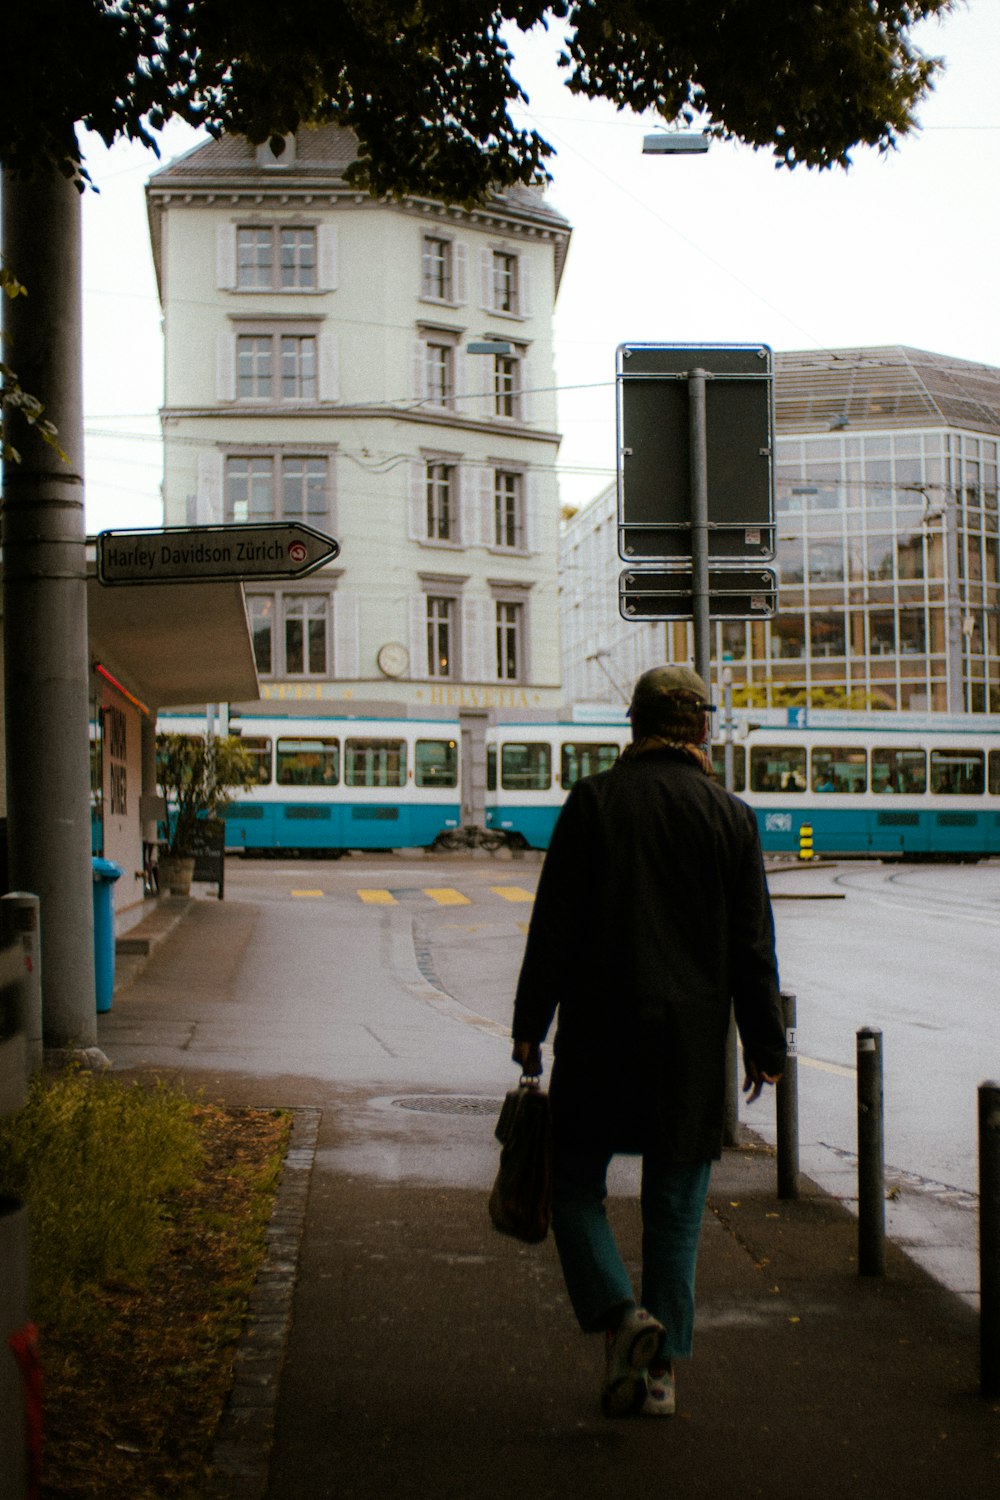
[601,1307,665,1418]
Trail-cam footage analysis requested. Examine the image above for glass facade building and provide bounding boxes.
[561,347,1000,713]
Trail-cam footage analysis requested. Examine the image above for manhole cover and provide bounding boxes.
[392,1095,503,1117]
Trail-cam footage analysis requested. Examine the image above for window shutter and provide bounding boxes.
[196,450,225,525]
[519,357,534,424]
[479,246,493,311]
[409,594,428,678]
[407,461,425,541]
[454,348,469,413]
[318,331,339,402]
[459,466,481,547]
[479,466,495,548]
[216,332,236,401]
[216,223,237,290]
[411,339,427,401]
[524,470,542,554]
[518,254,533,318]
[462,597,490,683]
[317,223,338,290]
[333,591,360,678]
[454,242,468,304]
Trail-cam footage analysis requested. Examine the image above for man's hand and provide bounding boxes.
[512,1040,542,1078]
[742,1058,781,1104]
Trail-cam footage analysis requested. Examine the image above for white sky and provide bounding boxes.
[79,1,1000,531]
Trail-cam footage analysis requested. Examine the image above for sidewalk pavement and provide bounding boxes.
[105,896,999,1500]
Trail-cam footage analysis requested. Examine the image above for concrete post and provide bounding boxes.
[1,164,98,1050]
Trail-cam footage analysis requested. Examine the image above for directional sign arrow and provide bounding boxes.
[96,523,340,586]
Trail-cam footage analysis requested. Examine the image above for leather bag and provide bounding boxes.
[488,1079,552,1244]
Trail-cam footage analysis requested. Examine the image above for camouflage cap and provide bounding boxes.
[628,664,716,719]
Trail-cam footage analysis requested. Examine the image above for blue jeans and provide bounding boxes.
[551,1145,712,1360]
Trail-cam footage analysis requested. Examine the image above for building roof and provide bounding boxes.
[775,346,1000,438]
[146,124,572,292]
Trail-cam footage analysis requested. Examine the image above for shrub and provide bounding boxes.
[0,1071,202,1328]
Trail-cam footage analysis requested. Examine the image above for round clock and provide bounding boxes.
[377,642,410,679]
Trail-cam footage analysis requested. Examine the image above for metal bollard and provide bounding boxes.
[857,1026,885,1276]
[776,992,799,1199]
[979,1080,1000,1398]
[0,894,42,1076]
[723,1006,739,1147]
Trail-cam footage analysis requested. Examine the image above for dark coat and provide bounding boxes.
[512,748,785,1163]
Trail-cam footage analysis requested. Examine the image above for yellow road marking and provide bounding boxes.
[424,888,471,906]
[358,889,397,905]
[490,886,535,903]
[517,921,530,934]
[291,890,324,898]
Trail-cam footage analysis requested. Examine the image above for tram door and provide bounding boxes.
[459,711,488,828]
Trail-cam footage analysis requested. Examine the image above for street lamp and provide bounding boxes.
[642,131,710,155]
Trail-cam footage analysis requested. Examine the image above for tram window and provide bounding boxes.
[990,750,1000,795]
[871,747,926,795]
[486,744,497,792]
[811,747,867,794]
[749,745,807,793]
[501,742,552,791]
[240,736,273,784]
[276,737,340,786]
[561,741,620,789]
[709,743,746,791]
[345,738,406,788]
[416,739,458,788]
[930,749,984,795]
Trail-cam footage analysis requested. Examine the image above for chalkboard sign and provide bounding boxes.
[186,819,225,900]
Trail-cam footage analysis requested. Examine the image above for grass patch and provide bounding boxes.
[0,1073,291,1497]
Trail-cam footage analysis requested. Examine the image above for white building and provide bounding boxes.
[561,347,1000,715]
[146,127,572,810]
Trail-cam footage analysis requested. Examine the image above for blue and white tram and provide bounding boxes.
[484,718,1000,859]
[157,714,462,853]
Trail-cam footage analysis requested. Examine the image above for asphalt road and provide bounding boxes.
[204,848,994,1301]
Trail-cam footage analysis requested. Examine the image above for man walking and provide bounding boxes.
[511,665,785,1418]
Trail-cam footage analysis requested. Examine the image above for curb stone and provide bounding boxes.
[209,1105,321,1499]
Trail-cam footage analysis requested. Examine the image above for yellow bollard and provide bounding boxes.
[798,823,814,861]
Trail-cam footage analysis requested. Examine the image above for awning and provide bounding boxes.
[87,572,260,711]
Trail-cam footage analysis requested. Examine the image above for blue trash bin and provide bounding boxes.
[92,857,123,1013]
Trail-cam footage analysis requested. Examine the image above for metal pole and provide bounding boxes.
[776,992,799,1199]
[722,1010,739,1147]
[0,895,42,1077]
[722,666,734,793]
[979,1080,1000,1398]
[688,368,711,686]
[2,163,98,1049]
[857,1026,886,1276]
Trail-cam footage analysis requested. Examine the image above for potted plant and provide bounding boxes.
[155,732,259,895]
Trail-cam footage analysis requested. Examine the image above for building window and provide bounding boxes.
[492,251,518,314]
[426,463,455,542]
[426,596,455,678]
[494,354,519,419]
[422,236,452,301]
[496,600,522,681]
[226,454,329,523]
[248,595,274,674]
[236,332,317,401]
[424,342,454,408]
[493,471,523,550]
[284,596,328,677]
[237,225,316,290]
